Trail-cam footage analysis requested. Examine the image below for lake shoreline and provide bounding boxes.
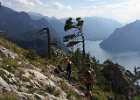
[85,40,140,72]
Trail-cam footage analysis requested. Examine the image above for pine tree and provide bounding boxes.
[63,17,85,56]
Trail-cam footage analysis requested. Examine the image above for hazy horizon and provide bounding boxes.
[1,0,140,23]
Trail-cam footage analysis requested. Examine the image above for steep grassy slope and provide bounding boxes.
[0,36,84,100]
[0,36,139,100]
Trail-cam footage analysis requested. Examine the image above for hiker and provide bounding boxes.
[85,70,93,91]
[86,64,96,91]
[65,57,72,82]
[127,87,135,100]
[81,64,96,100]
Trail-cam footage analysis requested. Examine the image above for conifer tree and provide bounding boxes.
[64,17,85,56]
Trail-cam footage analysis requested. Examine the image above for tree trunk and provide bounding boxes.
[82,35,85,57]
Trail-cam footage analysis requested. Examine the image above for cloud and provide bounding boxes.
[1,0,40,6]
[1,0,140,23]
[1,0,41,11]
[17,0,44,6]
[52,2,72,10]
[73,0,140,23]
[1,0,70,14]
[106,0,140,22]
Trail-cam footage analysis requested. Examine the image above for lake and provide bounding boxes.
[85,40,140,72]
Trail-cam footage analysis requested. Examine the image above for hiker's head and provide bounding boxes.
[64,57,71,63]
[64,57,69,61]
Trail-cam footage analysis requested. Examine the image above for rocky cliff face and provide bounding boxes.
[0,37,84,100]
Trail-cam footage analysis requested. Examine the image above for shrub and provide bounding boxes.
[134,95,140,100]
[24,49,38,60]
[1,58,18,73]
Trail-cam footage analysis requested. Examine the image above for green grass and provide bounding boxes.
[1,57,19,73]
[0,93,18,100]
[92,86,111,100]
[134,95,140,100]
[0,36,27,56]
[91,86,126,100]
[0,35,137,100]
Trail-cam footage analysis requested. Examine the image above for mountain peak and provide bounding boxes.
[100,20,140,52]
[0,5,62,55]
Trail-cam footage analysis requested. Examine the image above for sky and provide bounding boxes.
[1,0,140,23]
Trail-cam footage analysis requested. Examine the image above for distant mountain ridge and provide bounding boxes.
[83,17,122,41]
[0,5,122,54]
[29,13,122,41]
[100,20,140,52]
[0,5,63,54]
[29,12,66,39]
[0,6,49,38]
[53,17,122,41]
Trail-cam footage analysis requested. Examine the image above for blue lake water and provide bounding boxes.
[85,40,140,72]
